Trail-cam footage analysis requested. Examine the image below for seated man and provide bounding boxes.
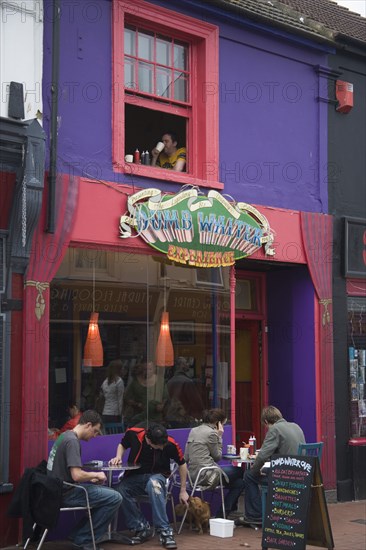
[240,405,305,525]
[151,132,186,171]
[47,410,122,550]
[110,423,189,549]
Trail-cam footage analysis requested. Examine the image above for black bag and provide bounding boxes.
[95,390,105,414]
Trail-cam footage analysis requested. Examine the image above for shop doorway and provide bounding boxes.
[235,319,262,449]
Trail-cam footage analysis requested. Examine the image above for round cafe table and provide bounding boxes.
[222,454,255,469]
[83,461,141,545]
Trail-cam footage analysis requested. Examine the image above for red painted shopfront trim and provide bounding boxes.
[230,266,236,445]
[346,278,366,297]
[314,297,322,442]
[71,178,307,265]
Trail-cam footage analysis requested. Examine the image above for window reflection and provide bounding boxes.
[124,25,189,103]
[49,251,231,433]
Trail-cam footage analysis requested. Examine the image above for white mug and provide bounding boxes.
[125,154,133,163]
[155,141,165,153]
[227,445,236,455]
[240,447,249,460]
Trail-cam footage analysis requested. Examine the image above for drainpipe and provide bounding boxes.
[46,0,61,233]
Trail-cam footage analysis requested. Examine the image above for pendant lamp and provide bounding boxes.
[83,312,103,367]
[155,271,174,367]
[83,263,103,367]
[156,311,174,367]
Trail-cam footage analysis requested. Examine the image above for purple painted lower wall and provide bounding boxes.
[267,266,317,441]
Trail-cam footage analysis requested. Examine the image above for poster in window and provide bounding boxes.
[344,217,366,277]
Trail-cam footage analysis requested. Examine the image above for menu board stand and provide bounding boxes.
[262,455,334,550]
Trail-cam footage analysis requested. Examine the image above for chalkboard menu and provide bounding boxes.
[262,455,334,550]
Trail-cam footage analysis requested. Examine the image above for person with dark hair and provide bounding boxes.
[184,408,245,518]
[240,405,305,526]
[100,359,124,423]
[47,410,122,550]
[151,132,186,171]
[110,423,189,549]
[165,357,204,427]
[123,361,168,427]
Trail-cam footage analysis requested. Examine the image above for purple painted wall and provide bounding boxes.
[47,426,233,464]
[267,266,317,441]
[42,0,330,212]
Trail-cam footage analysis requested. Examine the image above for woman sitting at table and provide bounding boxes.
[184,408,245,518]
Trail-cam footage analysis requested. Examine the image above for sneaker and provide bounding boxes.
[235,515,262,526]
[73,544,104,550]
[132,526,154,543]
[159,529,177,549]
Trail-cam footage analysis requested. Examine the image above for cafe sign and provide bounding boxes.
[119,188,275,267]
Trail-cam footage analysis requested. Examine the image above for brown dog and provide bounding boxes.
[175,496,211,534]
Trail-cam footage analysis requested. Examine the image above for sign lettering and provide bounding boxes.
[119,188,275,267]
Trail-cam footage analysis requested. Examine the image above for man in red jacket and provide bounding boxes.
[110,423,189,549]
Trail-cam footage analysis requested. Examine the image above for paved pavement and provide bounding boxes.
[3,500,365,550]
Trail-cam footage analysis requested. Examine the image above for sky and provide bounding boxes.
[335,0,366,17]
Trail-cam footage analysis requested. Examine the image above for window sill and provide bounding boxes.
[115,163,224,190]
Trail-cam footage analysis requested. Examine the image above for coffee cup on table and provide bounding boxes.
[227,445,236,455]
[240,447,249,460]
[155,141,165,153]
[125,154,133,163]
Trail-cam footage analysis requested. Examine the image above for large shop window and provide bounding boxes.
[48,249,231,434]
[348,297,366,437]
[112,0,219,186]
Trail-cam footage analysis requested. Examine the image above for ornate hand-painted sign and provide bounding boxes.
[119,188,275,267]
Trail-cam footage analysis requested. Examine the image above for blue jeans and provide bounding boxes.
[243,469,262,519]
[215,465,245,517]
[62,484,122,546]
[116,473,170,532]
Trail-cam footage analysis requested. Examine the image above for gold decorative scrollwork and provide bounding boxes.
[319,298,332,326]
[24,281,50,320]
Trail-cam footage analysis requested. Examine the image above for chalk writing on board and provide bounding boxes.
[262,455,314,550]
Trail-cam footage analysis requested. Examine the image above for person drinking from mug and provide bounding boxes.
[151,132,186,172]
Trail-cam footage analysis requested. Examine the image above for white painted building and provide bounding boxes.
[0,0,43,119]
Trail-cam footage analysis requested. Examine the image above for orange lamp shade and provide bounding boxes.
[83,312,103,367]
[156,312,174,367]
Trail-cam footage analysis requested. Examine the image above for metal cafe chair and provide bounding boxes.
[261,441,324,525]
[298,441,324,460]
[104,422,124,435]
[24,482,96,550]
[178,465,226,534]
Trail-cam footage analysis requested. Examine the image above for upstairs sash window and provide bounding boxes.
[112,0,220,187]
